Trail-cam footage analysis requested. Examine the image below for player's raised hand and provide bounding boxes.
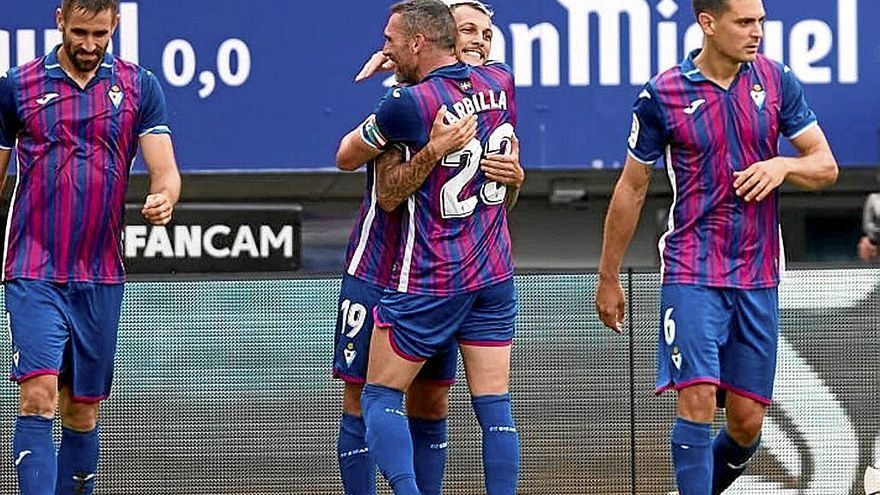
[481,134,524,188]
[355,51,396,82]
[595,276,626,333]
[733,158,788,202]
[141,192,174,226]
[429,105,477,156]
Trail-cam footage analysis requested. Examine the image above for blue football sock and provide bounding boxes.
[14,415,57,495]
[712,428,759,494]
[361,385,419,495]
[671,417,712,495]
[337,414,377,495]
[56,425,100,495]
[472,393,519,495]
[409,417,448,495]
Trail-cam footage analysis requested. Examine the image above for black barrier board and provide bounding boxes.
[124,203,301,274]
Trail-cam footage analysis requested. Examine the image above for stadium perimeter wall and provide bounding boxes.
[0,269,875,494]
[113,168,880,274]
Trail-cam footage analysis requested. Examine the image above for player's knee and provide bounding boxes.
[343,382,365,417]
[61,401,100,432]
[464,371,510,397]
[726,411,764,445]
[724,395,766,445]
[406,384,450,420]
[19,381,57,418]
[677,384,717,422]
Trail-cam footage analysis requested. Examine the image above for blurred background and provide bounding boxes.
[5,0,876,272]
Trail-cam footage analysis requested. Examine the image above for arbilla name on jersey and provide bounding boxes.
[444,89,508,123]
[123,203,302,274]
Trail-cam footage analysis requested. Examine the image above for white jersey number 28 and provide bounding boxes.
[439,123,513,219]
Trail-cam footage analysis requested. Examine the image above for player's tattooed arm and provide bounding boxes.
[481,134,524,211]
[375,106,477,212]
[375,141,443,212]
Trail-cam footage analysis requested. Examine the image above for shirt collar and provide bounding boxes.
[422,61,471,82]
[44,45,115,81]
[679,48,753,83]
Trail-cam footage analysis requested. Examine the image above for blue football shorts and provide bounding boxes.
[374,278,517,362]
[5,279,124,403]
[655,283,779,405]
[332,274,458,386]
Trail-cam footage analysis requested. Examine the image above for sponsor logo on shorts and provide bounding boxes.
[343,344,356,367]
[671,345,682,370]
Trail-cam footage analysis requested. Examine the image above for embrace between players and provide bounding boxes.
[333,0,838,494]
[0,0,839,494]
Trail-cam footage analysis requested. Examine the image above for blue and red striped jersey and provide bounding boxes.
[0,48,171,283]
[364,62,517,296]
[628,50,817,289]
[344,149,406,289]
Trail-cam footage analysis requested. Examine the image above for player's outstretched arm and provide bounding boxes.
[733,126,838,202]
[140,133,181,226]
[596,156,652,333]
[337,124,385,172]
[375,105,477,212]
[354,51,395,83]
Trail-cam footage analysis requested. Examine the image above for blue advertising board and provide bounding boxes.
[2,0,877,171]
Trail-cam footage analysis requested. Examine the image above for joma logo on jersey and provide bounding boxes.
[445,89,508,123]
[35,92,59,105]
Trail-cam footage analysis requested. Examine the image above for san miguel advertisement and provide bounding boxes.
[2,1,877,171]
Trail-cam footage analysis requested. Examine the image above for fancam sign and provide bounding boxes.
[124,203,301,275]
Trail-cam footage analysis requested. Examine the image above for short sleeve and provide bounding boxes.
[779,65,817,140]
[0,72,21,149]
[627,85,667,165]
[138,70,171,136]
[373,87,427,146]
[488,62,516,128]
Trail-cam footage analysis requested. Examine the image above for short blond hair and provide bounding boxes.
[444,0,494,18]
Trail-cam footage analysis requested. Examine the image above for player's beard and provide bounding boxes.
[394,66,418,85]
[392,54,419,85]
[63,39,107,73]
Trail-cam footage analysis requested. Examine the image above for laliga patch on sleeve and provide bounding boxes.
[628,113,640,150]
